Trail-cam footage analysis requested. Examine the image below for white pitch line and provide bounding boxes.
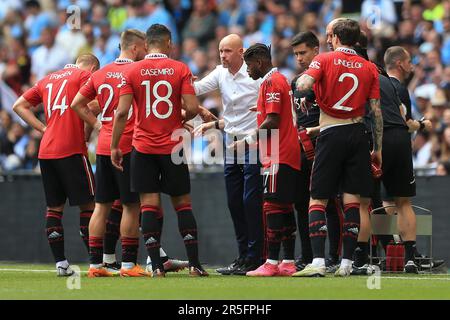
[0,268,87,273]
[381,276,450,281]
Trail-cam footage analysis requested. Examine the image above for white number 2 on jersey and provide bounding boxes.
[141,80,173,119]
[331,72,359,112]
[45,80,69,117]
[98,84,132,122]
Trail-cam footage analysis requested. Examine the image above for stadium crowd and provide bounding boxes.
[1,0,450,175]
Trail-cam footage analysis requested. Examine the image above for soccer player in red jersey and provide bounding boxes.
[12,54,100,276]
[71,30,149,277]
[233,43,300,277]
[293,19,383,277]
[111,24,208,277]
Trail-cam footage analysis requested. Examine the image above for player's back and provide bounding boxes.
[84,60,135,156]
[121,54,195,154]
[308,48,379,119]
[26,64,91,159]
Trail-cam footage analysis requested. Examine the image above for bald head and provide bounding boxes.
[326,18,346,51]
[219,34,244,73]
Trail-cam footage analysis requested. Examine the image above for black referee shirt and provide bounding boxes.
[291,74,320,129]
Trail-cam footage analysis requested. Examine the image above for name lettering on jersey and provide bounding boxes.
[106,71,123,79]
[333,59,363,69]
[309,61,321,69]
[266,92,280,103]
[140,68,175,76]
[49,71,73,80]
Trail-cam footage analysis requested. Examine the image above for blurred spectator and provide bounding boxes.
[435,160,450,175]
[182,0,217,46]
[55,14,88,61]
[24,0,57,53]
[107,0,128,32]
[30,26,70,83]
[413,130,433,167]
[218,0,246,29]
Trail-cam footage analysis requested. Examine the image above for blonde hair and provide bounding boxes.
[120,29,146,50]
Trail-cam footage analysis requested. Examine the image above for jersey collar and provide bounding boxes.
[262,67,278,82]
[64,64,79,69]
[336,47,357,55]
[145,53,168,59]
[114,58,134,64]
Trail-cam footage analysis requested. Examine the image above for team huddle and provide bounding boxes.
[12,18,432,278]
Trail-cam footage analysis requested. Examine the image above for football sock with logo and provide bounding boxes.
[88,236,103,267]
[353,241,369,267]
[141,205,163,271]
[308,204,327,259]
[104,202,122,260]
[121,237,139,265]
[46,210,65,262]
[404,241,417,262]
[281,210,296,261]
[342,203,360,260]
[264,202,284,261]
[294,202,313,263]
[175,204,200,266]
[326,199,343,261]
[80,210,93,252]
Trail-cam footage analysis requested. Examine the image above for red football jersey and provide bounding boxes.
[22,64,90,159]
[119,53,195,154]
[79,59,135,156]
[257,69,300,170]
[305,47,380,119]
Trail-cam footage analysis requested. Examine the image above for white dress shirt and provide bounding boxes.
[194,61,261,145]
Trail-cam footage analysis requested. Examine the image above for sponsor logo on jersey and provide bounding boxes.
[266,92,280,103]
[309,61,321,69]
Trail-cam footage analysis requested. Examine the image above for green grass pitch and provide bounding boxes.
[0,263,449,300]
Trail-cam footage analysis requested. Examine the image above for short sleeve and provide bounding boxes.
[22,83,42,107]
[79,70,91,88]
[78,77,97,100]
[304,54,326,82]
[263,78,283,114]
[181,64,196,95]
[369,65,380,100]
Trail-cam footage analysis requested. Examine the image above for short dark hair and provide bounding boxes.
[384,46,409,70]
[332,19,360,46]
[146,24,171,47]
[243,43,271,62]
[354,31,369,60]
[25,0,40,9]
[291,31,319,48]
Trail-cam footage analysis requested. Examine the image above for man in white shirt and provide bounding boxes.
[193,34,264,275]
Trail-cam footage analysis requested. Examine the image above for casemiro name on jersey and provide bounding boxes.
[141,68,175,76]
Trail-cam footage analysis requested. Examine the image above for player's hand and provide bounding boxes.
[193,122,215,137]
[372,150,382,169]
[198,106,218,122]
[183,122,194,132]
[41,126,47,134]
[249,105,257,112]
[94,120,102,131]
[111,148,124,171]
[422,119,432,131]
[306,126,319,137]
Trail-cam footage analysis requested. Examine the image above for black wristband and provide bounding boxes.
[214,120,220,129]
[419,120,425,131]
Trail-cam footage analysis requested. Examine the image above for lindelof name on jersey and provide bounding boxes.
[140,68,175,76]
[333,59,363,69]
[266,92,280,103]
[106,72,123,79]
[49,71,73,80]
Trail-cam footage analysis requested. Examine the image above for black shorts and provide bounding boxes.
[381,127,416,198]
[130,148,190,196]
[39,154,95,207]
[95,153,139,204]
[263,163,300,204]
[310,123,372,199]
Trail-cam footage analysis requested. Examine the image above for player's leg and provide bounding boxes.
[352,196,372,274]
[103,200,122,268]
[325,197,343,273]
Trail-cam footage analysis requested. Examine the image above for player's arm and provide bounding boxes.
[110,93,133,171]
[71,93,101,130]
[370,98,383,165]
[295,74,316,97]
[12,96,46,133]
[181,94,200,122]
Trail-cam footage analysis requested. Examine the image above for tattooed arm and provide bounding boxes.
[370,98,383,166]
[296,74,316,96]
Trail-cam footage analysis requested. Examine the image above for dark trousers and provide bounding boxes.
[224,162,264,262]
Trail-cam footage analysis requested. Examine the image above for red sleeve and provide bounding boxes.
[369,64,380,100]
[118,71,134,96]
[264,78,283,114]
[22,83,42,107]
[78,77,97,100]
[180,63,195,95]
[304,54,326,82]
[79,70,91,88]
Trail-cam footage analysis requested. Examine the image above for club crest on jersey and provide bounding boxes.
[266,92,280,103]
[309,61,320,69]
